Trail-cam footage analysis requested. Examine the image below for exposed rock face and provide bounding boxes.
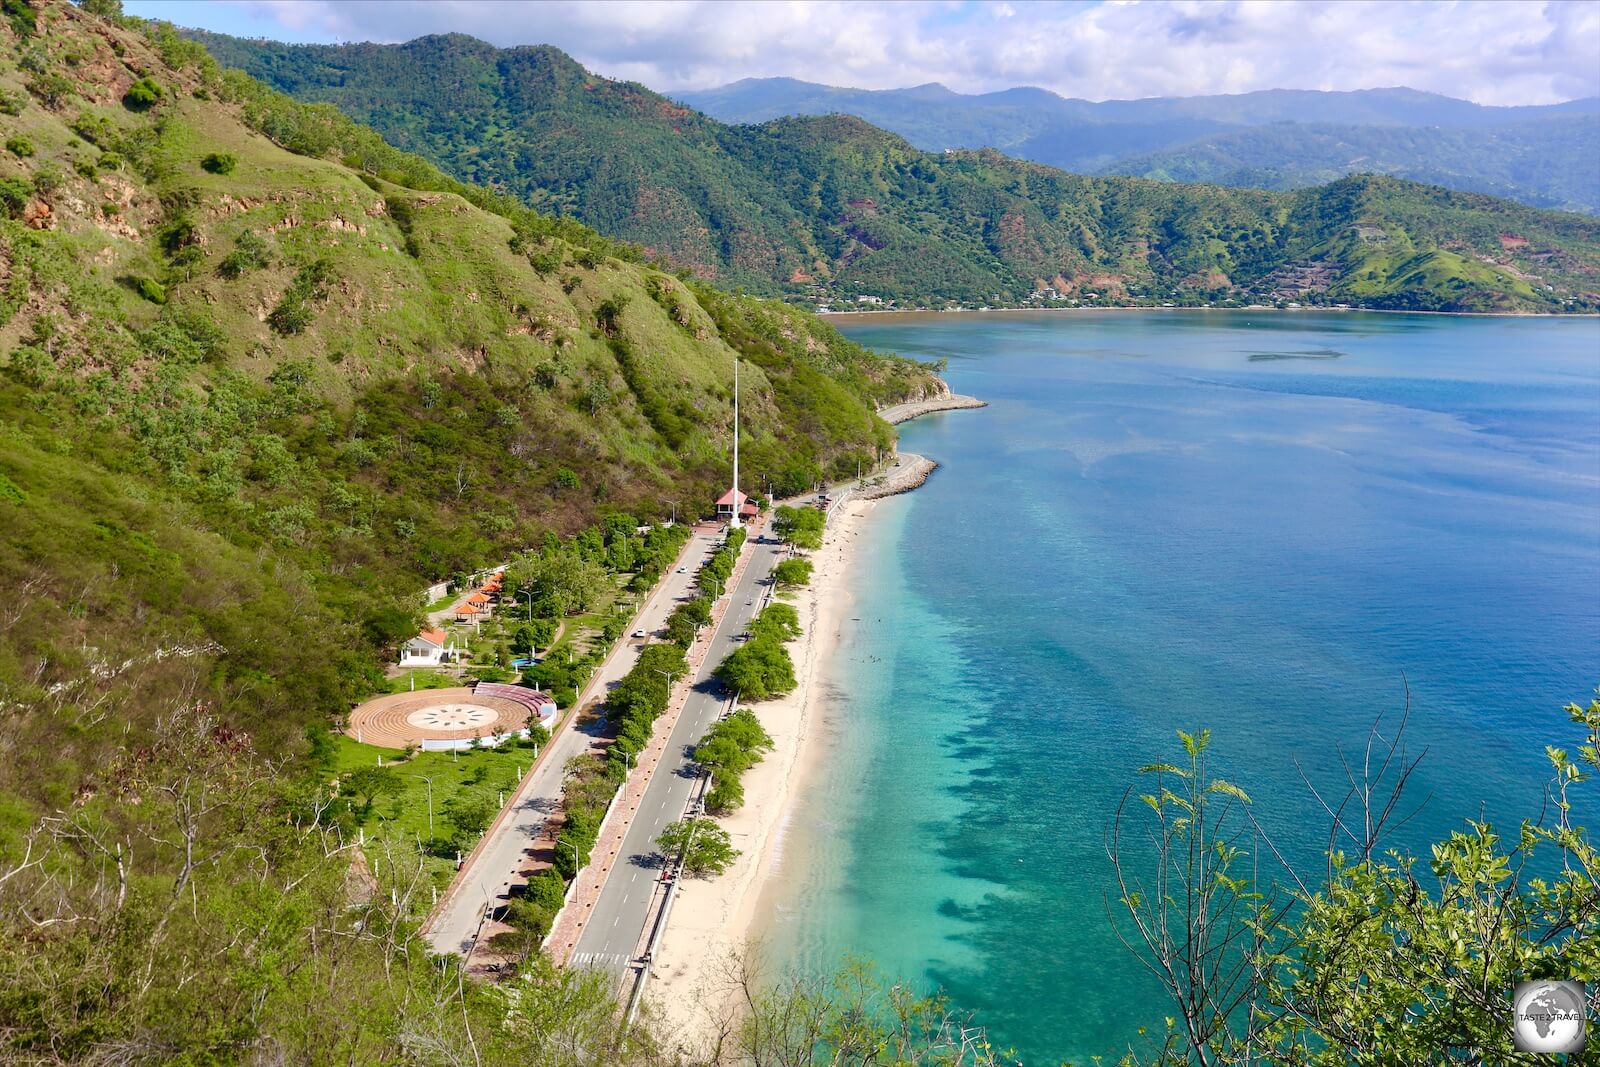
[22,199,54,230]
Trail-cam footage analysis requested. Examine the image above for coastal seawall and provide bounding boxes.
[856,452,938,500]
[878,393,987,424]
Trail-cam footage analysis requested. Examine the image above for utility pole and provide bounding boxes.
[409,773,434,837]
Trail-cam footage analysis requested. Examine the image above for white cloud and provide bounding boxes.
[132,0,1600,105]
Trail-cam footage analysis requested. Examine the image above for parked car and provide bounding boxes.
[632,630,646,639]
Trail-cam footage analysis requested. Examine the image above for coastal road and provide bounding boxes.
[424,528,720,957]
[568,531,791,976]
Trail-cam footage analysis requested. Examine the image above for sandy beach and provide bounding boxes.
[641,493,872,1051]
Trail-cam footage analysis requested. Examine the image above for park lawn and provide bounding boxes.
[328,734,406,774]
[385,668,459,694]
[547,612,606,662]
[353,737,543,915]
[424,589,460,613]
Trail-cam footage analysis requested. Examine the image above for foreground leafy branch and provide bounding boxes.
[1108,694,1600,1066]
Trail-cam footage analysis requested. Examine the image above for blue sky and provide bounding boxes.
[124,1,1600,105]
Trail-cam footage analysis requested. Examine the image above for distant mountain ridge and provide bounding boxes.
[187,30,1600,312]
[677,79,1600,213]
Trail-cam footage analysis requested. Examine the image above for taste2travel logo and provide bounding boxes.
[1512,981,1589,1055]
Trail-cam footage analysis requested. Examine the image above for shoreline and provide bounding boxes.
[642,495,872,1050]
[639,402,974,1047]
[823,304,1600,321]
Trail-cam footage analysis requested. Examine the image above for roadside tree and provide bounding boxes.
[657,817,739,876]
[773,558,813,587]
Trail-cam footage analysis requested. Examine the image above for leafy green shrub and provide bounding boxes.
[69,111,115,147]
[218,231,272,278]
[29,162,62,194]
[0,177,33,218]
[267,258,334,334]
[123,77,162,111]
[0,472,28,505]
[594,294,629,336]
[200,152,236,175]
[525,869,566,913]
[26,73,74,109]
[72,157,96,180]
[528,245,563,275]
[5,136,33,158]
[3,0,37,37]
[131,275,167,304]
[553,467,579,490]
[0,88,24,116]
[97,151,124,172]
[139,308,228,364]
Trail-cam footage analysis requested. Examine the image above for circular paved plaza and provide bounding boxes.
[346,688,530,749]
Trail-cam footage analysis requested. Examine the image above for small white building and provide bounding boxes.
[399,628,458,667]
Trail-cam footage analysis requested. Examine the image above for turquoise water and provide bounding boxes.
[761,311,1600,1064]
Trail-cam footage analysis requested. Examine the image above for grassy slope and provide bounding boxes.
[0,2,936,807]
[0,7,926,1060]
[188,30,1600,312]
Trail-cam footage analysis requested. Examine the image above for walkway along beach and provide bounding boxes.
[636,410,982,1052]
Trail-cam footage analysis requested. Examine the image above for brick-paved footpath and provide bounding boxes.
[544,518,766,967]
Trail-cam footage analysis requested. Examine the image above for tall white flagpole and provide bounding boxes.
[730,358,742,529]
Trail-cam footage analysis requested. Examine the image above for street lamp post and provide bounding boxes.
[409,774,434,837]
[653,668,677,709]
[516,589,533,622]
[561,839,580,874]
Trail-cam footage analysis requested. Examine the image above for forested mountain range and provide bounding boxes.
[680,79,1600,215]
[0,2,938,1055]
[186,31,1600,312]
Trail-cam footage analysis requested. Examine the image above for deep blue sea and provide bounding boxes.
[760,311,1600,1065]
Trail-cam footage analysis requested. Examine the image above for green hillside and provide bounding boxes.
[0,4,943,1057]
[188,31,1600,312]
[0,0,936,788]
[1108,117,1600,215]
[681,78,1600,215]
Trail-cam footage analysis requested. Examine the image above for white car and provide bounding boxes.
[676,566,686,573]
[632,630,646,639]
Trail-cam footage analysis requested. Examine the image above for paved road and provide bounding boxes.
[424,530,721,956]
[568,532,790,975]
